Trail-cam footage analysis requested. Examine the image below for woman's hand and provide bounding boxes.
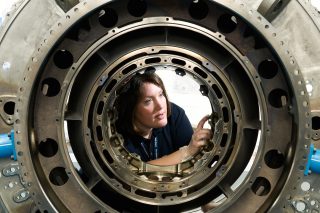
[184,115,213,158]
[149,115,213,165]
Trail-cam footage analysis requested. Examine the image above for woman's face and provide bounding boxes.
[133,82,168,131]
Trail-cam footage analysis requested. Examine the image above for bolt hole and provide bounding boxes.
[145,66,156,74]
[41,78,61,97]
[312,116,320,130]
[265,149,285,169]
[3,101,15,115]
[251,177,271,196]
[199,85,209,96]
[38,138,59,158]
[220,134,228,147]
[189,0,209,20]
[222,107,229,122]
[99,7,118,28]
[96,126,103,141]
[258,59,278,79]
[212,84,223,99]
[172,58,186,66]
[268,89,288,108]
[175,68,186,76]
[127,0,147,17]
[53,50,74,69]
[49,167,69,186]
[97,101,105,115]
[217,14,238,33]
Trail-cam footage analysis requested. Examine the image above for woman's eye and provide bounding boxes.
[144,99,151,104]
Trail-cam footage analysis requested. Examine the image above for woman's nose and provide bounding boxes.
[154,98,163,110]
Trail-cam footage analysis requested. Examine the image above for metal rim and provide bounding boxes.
[14,0,311,212]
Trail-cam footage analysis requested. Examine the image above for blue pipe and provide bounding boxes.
[304,144,320,175]
[0,130,16,160]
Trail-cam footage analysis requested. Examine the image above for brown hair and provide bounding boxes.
[115,72,171,135]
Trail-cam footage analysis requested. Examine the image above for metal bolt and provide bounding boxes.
[8,182,14,188]
[295,201,306,212]
[21,192,26,198]
[301,181,311,191]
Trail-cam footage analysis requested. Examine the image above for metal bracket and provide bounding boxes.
[0,95,16,126]
[2,163,20,177]
[311,111,320,141]
[13,189,30,203]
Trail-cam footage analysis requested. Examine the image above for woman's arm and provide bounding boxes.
[148,148,187,166]
[148,115,212,166]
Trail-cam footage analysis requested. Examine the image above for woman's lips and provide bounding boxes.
[155,112,166,120]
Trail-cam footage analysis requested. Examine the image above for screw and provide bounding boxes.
[8,182,14,188]
[21,192,26,198]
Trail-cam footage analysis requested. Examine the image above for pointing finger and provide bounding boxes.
[196,115,210,130]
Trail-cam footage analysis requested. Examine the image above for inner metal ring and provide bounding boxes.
[13,0,310,212]
[87,48,237,204]
[55,20,262,208]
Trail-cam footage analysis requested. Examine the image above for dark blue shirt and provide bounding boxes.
[123,103,193,162]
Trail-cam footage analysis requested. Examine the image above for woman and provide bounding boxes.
[115,72,212,166]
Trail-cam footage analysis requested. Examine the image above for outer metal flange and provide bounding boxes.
[13,0,311,212]
[0,95,16,126]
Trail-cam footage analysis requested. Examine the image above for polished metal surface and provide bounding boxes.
[0,0,319,212]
